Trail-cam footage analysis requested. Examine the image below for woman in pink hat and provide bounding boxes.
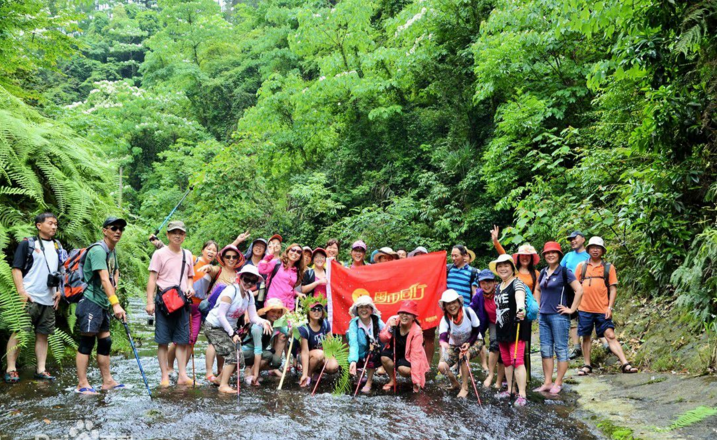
[349,240,369,268]
[379,301,429,393]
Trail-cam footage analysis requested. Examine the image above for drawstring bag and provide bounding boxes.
[157,249,188,316]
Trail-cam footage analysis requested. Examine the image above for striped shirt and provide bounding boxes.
[447,264,476,304]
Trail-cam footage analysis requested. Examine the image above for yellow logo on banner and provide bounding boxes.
[351,283,428,305]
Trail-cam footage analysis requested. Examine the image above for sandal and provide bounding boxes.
[621,363,638,374]
[34,371,55,381]
[4,371,20,384]
[577,365,592,376]
[382,382,394,391]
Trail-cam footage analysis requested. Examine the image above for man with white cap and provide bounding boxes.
[575,237,637,376]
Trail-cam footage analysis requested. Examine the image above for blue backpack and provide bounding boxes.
[524,283,539,321]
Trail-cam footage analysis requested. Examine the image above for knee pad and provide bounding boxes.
[96,337,112,356]
[78,335,96,355]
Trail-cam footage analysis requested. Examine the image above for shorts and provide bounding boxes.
[155,303,190,345]
[204,325,241,365]
[441,342,482,367]
[577,311,615,338]
[242,348,281,369]
[25,302,55,335]
[76,298,110,335]
[498,340,526,368]
[380,349,411,369]
[488,322,499,353]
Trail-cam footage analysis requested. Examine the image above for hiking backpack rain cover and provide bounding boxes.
[62,241,111,303]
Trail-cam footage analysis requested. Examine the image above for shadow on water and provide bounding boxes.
[0,299,598,440]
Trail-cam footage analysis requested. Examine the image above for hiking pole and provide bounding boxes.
[510,321,521,405]
[122,320,151,398]
[311,361,327,396]
[353,351,372,398]
[461,352,483,408]
[392,324,398,394]
[190,313,196,388]
[277,323,294,390]
[151,185,194,239]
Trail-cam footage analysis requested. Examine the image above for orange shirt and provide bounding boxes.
[494,239,539,291]
[575,260,618,313]
[192,255,208,305]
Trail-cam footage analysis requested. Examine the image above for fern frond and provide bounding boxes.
[321,334,351,395]
[657,406,717,431]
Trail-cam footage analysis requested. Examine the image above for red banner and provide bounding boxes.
[327,251,447,334]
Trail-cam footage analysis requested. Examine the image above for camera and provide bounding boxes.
[46,271,62,288]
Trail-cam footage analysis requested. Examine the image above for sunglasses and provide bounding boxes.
[224,254,240,260]
[109,225,124,232]
[241,277,259,286]
[288,248,302,254]
[310,306,324,312]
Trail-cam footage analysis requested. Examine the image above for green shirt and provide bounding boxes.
[83,244,117,309]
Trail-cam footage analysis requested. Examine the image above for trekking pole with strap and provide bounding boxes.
[190,311,196,388]
[461,350,483,408]
[392,323,398,394]
[150,185,194,239]
[510,320,521,405]
[122,320,151,398]
[277,322,294,390]
[311,360,328,396]
[353,348,372,398]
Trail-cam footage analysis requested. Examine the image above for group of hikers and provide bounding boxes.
[4,212,638,407]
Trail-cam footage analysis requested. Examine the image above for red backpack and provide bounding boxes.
[62,241,112,303]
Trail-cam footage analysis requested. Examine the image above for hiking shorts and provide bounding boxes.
[204,325,241,365]
[25,302,56,335]
[488,322,499,353]
[498,340,525,368]
[380,349,411,369]
[76,298,110,335]
[154,304,190,345]
[441,343,482,367]
[577,311,615,338]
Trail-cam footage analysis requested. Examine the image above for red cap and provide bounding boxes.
[269,234,283,243]
[312,247,327,259]
[541,241,563,256]
[397,300,419,317]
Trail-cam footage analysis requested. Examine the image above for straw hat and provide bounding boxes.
[512,244,540,267]
[375,247,398,261]
[489,253,518,276]
[467,249,476,263]
[257,298,289,316]
[349,295,381,317]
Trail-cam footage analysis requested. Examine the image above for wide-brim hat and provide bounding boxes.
[397,300,419,317]
[408,246,428,257]
[438,289,462,310]
[586,236,607,253]
[349,295,381,318]
[541,241,563,257]
[489,253,518,276]
[238,264,261,279]
[218,244,244,267]
[375,247,398,260]
[513,244,540,267]
[467,249,476,263]
[257,298,289,316]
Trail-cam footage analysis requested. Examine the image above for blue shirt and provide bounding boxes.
[560,250,589,273]
[538,266,577,314]
[447,264,475,305]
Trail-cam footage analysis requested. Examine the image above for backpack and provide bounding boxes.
[62,241,112,304]
[579,261,613,295]
[442,306,475,334]
[539,267,577,318]
[523,282,539,321]
[199,280,228,320]
[446,264,479,286]
[20,237,64,277]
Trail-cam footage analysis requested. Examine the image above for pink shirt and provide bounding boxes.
[149,247,195,291]
[258,255,300,310]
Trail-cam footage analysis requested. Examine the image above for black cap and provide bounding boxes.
[567,231,584,239]
[102,217,127,228]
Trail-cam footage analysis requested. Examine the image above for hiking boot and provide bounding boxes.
[4,371,20,384]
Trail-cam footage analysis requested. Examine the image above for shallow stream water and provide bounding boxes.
[0,299,600,440]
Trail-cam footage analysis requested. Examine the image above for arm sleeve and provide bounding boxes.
[438,315,448,337]
[251,324,264,355]
[467,308,481,344]
[12,240,30,269]
[216,301,235,335]
[347,321,359,363]
[246,294,263,325]
[514,280,527,310]
[493,239,506,255]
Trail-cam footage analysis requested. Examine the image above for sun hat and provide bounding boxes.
[312,247,327,259]
[586,236,607,253]
[467,249,476,263]
[257,298,288,316]
[351,240,367,251]
[408,246,428,257]
[269,234,283,243]
[397,300,419,317]
[349,295,381,317]
[567,231,585,240]
[478,269,496,282]
[512,244,540,267]
[438,289,462,310]
[375,247,398,259]
[541,241,563,256]
[218,244,244,266]
[489,253,518,276]
[238,264,261,279]
[302,246,312,253]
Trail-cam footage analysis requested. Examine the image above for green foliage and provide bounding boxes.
[657,406,717,432]
[320,334,350,396]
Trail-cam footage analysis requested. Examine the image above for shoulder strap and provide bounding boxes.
[470,267,478,285]
[265,259,282,291]
[178,248,186,286]
[529,270,537,291]
[539,267,547,284]
[561,266,568,285]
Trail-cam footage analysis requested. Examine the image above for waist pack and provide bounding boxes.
[156,249,189,316]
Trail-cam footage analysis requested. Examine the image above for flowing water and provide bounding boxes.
[0,299,600,440]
